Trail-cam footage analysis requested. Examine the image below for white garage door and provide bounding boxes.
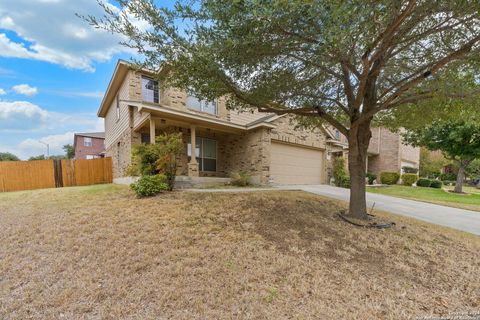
[270,142,324,184]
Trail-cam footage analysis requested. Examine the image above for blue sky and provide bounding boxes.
[0,0,170,159]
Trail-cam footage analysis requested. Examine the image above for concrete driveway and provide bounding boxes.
[289,184,480,236]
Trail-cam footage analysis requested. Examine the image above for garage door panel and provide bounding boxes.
[270,142,324,185]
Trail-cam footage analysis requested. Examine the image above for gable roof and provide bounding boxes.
[97,60,164,118]
[75,132,105,139]
[97,60,131,118]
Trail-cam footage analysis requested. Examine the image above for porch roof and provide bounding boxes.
[128,101,276,133]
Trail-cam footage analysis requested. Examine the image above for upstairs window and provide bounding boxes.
[186,94,217,115]
[84,137,92,147]
[142,76,159,103]
[335,130,341,140]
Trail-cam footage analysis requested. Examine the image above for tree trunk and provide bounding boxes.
[346,121,372,220]
[454,162,466,193]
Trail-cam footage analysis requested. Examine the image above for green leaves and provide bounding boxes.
[403,120,480,162]
[86,0,480,134]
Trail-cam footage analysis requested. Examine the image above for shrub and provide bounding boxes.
[402,166,419,174]
[416,178,432,187]
[229,171,252,186]
[430,180,443,188]
[130,174,168,197]
[337,175,351,188]
[380,172,400,185]
[366,172,377,185]
[125,163,140,176]
[401,173,417,186]
[440,172,457,181]
[131,132,183,190]
[333,157,350,188]
[154,133,183,191]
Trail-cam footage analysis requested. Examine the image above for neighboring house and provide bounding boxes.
[73,132,106,160]
[98,60,419,185]
[324,126,420,179]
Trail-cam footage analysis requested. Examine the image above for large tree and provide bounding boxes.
[403,121,480,193]
[86,0,480,219]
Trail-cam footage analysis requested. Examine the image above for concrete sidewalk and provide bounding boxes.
[187,185,480,235]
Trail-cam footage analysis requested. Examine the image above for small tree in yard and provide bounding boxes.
[403,121,480,193]
[131,132,183,191]
[63,144,75,159]
[85,1,480,219]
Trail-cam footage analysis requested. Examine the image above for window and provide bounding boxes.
[141,133,151,144]
[187,137,217,172]
[335,130,341,140]
[186,94,217,115]
[86,155,94,160]
[116,95,120,121]
[142,76,159,103]
[84,137,92,147]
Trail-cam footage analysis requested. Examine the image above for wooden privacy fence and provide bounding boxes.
[0,157,112,192]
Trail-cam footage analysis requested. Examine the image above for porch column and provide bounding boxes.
[149,117,156,144]
[188,125,199,177]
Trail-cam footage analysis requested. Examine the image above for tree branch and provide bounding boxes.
[359,34,480,121]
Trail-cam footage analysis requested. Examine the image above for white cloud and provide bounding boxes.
[0,0,149,72]
[0,100,103,133]
[0,100,104,159]
[0,88,6,95]
[0,100,50,131]
[12,84,38,96]
[18,132,75,158]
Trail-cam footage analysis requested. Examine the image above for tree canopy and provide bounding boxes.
[0,152,20,161]
[63,144,75,159]
[403,120,480,192]
[86,0,480,218]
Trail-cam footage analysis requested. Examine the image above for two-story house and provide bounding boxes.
[98,60,341,185]
[98,60,419,185]
[73,132,105,160]
[325,126,420,179]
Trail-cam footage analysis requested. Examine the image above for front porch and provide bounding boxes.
[132,111,270,184]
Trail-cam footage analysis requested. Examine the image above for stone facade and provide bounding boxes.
[270,116,327,149]
[106,127,141,178]
[223,128,271,184]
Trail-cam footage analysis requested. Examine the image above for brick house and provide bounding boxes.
[73,132,105,160]
[324,126,420,180]
[98,60,419,185]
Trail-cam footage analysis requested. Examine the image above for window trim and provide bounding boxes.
[141,76,159,104]
[187,137,217,172]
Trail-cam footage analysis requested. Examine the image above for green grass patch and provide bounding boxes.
[367,185,480,212]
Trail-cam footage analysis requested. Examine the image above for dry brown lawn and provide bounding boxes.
[0,184,479,320]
